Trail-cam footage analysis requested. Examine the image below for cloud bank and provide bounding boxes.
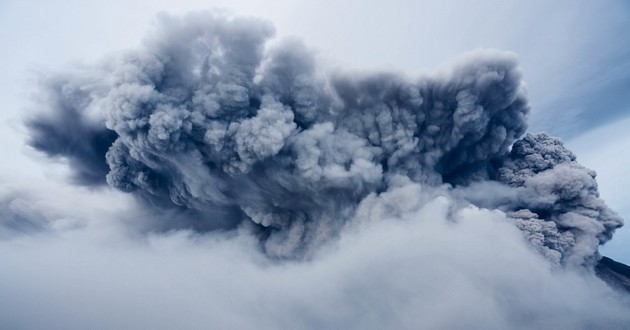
[1,11,627,329]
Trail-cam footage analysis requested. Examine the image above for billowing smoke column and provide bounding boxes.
[26,12,622,265]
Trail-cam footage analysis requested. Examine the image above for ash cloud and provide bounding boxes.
[26,74,118,185]
[25,11,622,268]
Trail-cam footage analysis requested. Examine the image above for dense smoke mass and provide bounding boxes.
[25,12,622,266]
[2,9,629,329]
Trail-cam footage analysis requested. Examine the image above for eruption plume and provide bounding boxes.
[26,11,622,266]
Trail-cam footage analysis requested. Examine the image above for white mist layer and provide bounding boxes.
[0,182,628,329]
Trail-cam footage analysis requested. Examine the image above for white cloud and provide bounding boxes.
[0,182,628,329]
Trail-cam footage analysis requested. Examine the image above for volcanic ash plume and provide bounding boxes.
[26,12,622,265]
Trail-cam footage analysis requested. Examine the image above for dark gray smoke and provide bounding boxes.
[455,132,623,266]
[26,74,118,185]
[26,12,622,264]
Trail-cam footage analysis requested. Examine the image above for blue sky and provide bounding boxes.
[1,0,629,262]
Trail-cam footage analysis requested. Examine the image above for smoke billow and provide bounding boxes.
[24,12,622,267]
